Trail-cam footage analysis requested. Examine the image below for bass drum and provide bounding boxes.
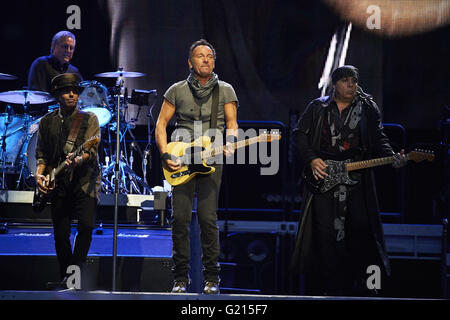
[78,80,112,127]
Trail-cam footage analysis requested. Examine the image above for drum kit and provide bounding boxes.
[0,69,157,195]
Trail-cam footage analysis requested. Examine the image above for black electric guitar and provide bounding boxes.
[303,149,435,194]
[32,135,100,212]
[163,132,281,186]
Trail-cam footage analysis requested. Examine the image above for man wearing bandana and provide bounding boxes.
[290,65,407,295]
[156,39,238,294]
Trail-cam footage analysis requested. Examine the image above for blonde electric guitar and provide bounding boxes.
[163,132,281,186]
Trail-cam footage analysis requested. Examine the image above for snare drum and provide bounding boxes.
[78,80,112,127]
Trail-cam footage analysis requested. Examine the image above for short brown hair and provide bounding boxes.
[188,39,216,61]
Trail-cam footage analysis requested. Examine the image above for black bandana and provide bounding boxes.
[331,65,359,84]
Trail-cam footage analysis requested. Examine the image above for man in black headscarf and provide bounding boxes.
[290,65,406,296]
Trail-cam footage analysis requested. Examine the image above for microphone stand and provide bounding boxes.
[112,71,124,292]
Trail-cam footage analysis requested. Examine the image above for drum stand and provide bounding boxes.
[0,115,9,189]
[100,115,152,195]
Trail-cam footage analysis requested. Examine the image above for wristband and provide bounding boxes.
[161,152,172,161]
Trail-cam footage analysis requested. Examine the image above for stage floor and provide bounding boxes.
[0,290,442,301]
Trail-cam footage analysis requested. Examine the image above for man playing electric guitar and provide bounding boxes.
[290,65,408,296]
[155,39,238,294]
[35,73,101,289]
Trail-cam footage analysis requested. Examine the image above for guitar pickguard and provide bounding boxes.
[306,159,359,194]
[170,164,213,179]
[319,159,359,193]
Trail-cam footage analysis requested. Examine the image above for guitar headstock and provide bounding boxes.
[84,135,101,150]
[408,149,435,163]
[259,130,282,142]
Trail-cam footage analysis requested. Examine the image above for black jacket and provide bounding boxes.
[290,90,395,276]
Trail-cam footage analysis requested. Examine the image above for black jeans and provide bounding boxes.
[171,165,222,283]
[51,177,97,279]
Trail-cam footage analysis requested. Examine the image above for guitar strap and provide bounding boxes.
[209,84,219,143]
[63,110,84,155]
[210,84,219,130]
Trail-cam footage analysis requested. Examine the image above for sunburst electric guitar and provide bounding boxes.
[32,135,100,212]
[163,132,281,186]
[303,149,435,194]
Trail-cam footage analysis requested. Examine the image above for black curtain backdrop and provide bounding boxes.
[1,0,448,130]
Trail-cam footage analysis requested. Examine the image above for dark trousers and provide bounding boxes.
[171,165,222,283]
[310,184,377,295]
[51,178,97,279]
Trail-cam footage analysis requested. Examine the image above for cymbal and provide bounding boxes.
[95,70,145,78]
[0,90,55,104]
[0,73,18,80]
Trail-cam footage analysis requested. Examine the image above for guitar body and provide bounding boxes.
[303,150,435,194]
[303,159,359,194]
[163,136,216,186]
[32,168,55,212]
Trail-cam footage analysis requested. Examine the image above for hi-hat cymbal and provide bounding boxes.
[0,73,18,80]
[0,90,55,104]
[95,70,145,78]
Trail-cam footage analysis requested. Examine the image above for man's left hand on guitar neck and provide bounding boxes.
[392,149,407,168]
[224,134,238,157]
[65,152,89,169]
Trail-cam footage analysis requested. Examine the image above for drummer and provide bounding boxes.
[28,30,83,93]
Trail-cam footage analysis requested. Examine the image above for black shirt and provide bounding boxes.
[27,55,82,92]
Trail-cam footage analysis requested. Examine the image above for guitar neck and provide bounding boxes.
[54,145,84,176]
[201,136,261,159]
[346,154,408,172]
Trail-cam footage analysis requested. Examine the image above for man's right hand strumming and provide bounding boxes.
[310,158,328,180]
[162,153,181,171]
[35,174,50,194]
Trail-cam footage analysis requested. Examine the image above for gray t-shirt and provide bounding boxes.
[164,80,238,142]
